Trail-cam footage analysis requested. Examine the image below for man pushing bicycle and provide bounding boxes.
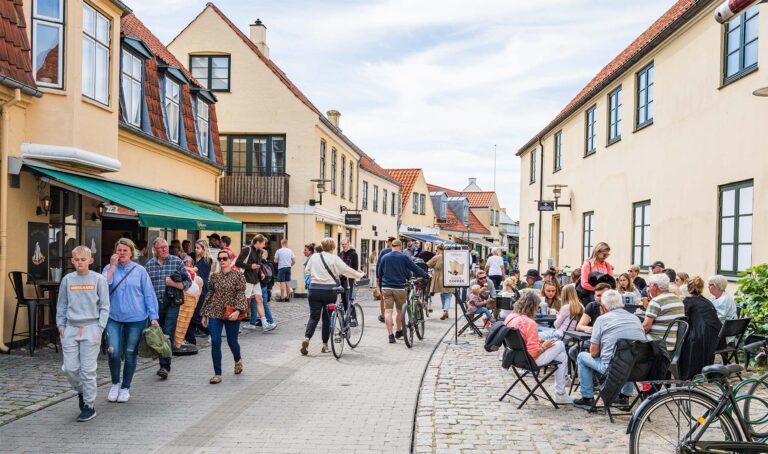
[377,240,429,344]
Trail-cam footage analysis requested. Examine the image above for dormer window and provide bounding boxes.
[121,49,143,127]
[82,4,110,105]
[196,99,210,157]
[164,77,181,143]
[32,0,64,88]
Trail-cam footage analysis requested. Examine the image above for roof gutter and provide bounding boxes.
[110,0,132,14]
[0,76,42,98]
[516,0,713,156]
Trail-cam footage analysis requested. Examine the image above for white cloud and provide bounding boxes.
[129,0,675,218]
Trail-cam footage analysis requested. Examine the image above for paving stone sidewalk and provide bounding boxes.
[414,333,632,453]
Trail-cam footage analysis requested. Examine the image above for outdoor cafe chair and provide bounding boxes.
[499,328,561,409]
[8,272,56,357]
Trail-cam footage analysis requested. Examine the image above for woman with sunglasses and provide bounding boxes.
[201,250,248,384]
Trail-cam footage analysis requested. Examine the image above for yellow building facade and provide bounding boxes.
[517,0,766,289]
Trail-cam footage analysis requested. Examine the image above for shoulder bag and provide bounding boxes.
[319,253,345,295]
[110,264,137,296]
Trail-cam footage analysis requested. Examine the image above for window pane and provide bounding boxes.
[634,206,642,224]
[95,45,109,103]
[644,205,651,224]
[642,247,650,267]
[738,245,752,272]
[212,68,228,79]
[191,57,208,68]
[722,189,735,216]
[210,79,228,90]
[83,6,95,35]
[634,226,642,246]
[721,245,734,271]
[721,217,735,243]
[191,67,207,79]
[727,27,742,52]
[96,15,109,44]
[132,57,142,79]
[739,215,752,243]
[745,15,759,42]
[634,246,641,262]
[643,226,650,244]
[739,186,753,214]
[727,53,740,77]
[36,0,61,19]
[212,57,229,69]
[638,106,647,123]
[34,24,62,85]
[745,41,759,68]
[646,100,654,120]
[82,38,94,97]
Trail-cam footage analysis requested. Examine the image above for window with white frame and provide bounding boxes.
[164,77,181,143]
[121,49,142,127]
[719,181,753,275]
[82,4,110,104]
[32,0,64,88]
[632,201,651,268]
[527,223,534,262]
[196,99,210,157]
[582,211,594,262]
[382,189,388,215]
[608,87,622,143]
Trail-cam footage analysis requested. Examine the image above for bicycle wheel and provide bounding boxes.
[401,302,414,348]
[629,387,742,454]
[347,303,364,348]
[742,372,768,439]
[414,301,426,340]
[330,310,345,359]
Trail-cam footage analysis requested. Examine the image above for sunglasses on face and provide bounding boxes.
[217,257,230,262]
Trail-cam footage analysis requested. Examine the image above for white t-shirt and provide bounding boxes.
[275,247,295,269]
[486,255,504,276]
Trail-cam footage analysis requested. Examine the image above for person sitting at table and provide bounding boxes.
[541,280,562,314]
[554,284,583,339]
[707,275,738,323]
[679,276,722,380]
[643,273,685,352]
[617,273,641,305]
[572,290,646,410]
[468,284,495,327]
[571,283,611,361]
[497,278,519,320]
[504,292,573,404]
[470,270,496,299]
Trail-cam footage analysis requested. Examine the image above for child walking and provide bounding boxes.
[56,246,110,422]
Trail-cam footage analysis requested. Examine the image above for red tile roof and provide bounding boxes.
[181,84,199,154]
[198,3,321,115]
[387,169,423,211]
[427,184,495,207]
[437,206,490,235]
[143,56,167,142]
[517,0,701,155]
[427,184,459,196]
[0,0,37,91]
[358,152,399,187]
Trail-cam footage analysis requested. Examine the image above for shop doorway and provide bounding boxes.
[550,214,560,268]
[101,217,141,266]
[243,223,286,260]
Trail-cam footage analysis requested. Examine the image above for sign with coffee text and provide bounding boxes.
[443,249,471,288]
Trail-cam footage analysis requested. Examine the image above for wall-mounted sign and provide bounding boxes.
[443,249,471,288]
[538,201,556,211]
[28,222,48,281]
[103,204,138,217]
[407,226,422,232]
[345,213,362,225]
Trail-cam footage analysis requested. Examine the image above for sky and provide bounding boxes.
[130,0,675,219]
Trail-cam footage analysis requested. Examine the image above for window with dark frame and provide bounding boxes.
[391,193,396,217]
[527,223,534,262]
[582,211,594,262]
[724,6,759,83]
[221,135,286,176]
[419,194,426,215]
[121,49,143,127]
[718,180,753,275]
[382,189,388,215]
[585,105,597,155]
[331,148,337,193]
[319,140,326,180]
[82,4,110,105]
[189,55,231,91]
[412,192,419,213]
[349,161,354,202]
[608,87,622,143]
[632,201,651,269]
[164,77,181,143]
[636,63,654,128]
[340,155,346,198]
[530,148,537,184]
[373,185,379,212]
[32,0,65,88]
[553,131,562,171]
[48,188,81,276]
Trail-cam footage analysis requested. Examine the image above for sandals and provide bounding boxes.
[234,360,243,375]
[321,344,330,353]
[209,375,222,384]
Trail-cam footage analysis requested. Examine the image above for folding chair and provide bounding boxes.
[714,318,751,367]
[663,319,689,380]
[499,328,561,409]
[456,298,484,337]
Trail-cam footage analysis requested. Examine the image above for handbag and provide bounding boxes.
[224,305,247,320]
[319,254,345,295]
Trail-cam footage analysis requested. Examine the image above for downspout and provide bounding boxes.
[537,136,544,271]
[0,88,22,352]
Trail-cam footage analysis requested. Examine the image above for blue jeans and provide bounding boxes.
[105,318,147,389]
[473,307,494,320]
[249,290,274,325]
[577,352,634,399]
[208,318,241,375]
[440,293,452,311]
[158,303,180,371]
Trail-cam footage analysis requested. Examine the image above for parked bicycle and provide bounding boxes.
[401,277,427,348]
[328,285,364,359]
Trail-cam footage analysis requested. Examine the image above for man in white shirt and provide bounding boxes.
[274,239,295,302]
[485,249,505,290]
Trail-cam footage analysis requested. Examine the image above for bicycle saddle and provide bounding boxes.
[744,341,765,354]
[701,364,743,380]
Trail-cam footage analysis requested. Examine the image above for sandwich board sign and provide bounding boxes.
[443,249,471,288]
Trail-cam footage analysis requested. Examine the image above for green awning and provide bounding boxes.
[31,166,241,232]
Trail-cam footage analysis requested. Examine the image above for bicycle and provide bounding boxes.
[328,285,364,359]
[627,363,768,453]
[415,274,432,317]
[401,277,427,348]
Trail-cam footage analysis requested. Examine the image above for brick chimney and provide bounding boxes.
[327,110,341,129]
[249,18,269,58]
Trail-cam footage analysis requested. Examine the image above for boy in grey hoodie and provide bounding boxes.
[57,246,110,422]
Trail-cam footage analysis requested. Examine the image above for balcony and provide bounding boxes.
[219,174,290,207]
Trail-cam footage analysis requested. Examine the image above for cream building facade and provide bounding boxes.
[387,169,440,238]
[169,3,399,292]
[517,0,766,287]
[0,0,238,348]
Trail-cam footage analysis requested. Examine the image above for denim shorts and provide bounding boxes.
[277,267,291,282]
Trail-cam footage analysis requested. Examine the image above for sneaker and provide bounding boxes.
[395,330,403,339]
[554,392,573,404]
[234,360,243,375]
[614,394,631,410]
[78,393,84,411]
[321,344,330,353]
[389,334,396,344]
[157,368,169,380]
[209,375,222,384]
[77,406,96,422]
[107,383,120,402]
[254,319,263,327]
[378,315,385,323]
[117,388,130,403]
[263,322,277,333]
[300,338,310,356]
[243,324,259,331]
[440,312,448,320]
[572,397,594,410]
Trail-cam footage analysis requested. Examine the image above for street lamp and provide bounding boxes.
[546,184,571,209]
[753,86,768,97]
[309,179,330,206]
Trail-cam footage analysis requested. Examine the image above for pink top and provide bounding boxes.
[504,313,541,358]
[580,260,613,291]
[554,304,579,336]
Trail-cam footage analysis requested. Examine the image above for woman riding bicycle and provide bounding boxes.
[302,237,364,356]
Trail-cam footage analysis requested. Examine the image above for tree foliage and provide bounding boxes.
[736,264,768,335]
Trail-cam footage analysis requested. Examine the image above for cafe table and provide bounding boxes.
[35,280,61,350]
[534,314,557,328]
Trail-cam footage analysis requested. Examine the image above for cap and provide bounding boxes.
[207,233,221,240]
[650,260,665,269]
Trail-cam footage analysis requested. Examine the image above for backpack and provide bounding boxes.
[484,320,510,352]
[259,260,274,285]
